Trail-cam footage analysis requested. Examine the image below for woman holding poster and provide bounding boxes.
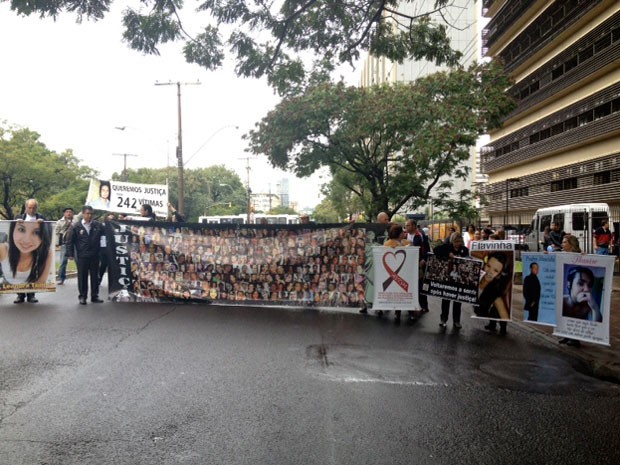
[473,252,512,335]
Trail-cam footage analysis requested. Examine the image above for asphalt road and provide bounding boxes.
[1,282,619,465]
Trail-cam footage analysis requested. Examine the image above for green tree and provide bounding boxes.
[248,61,514,220]
[268,205,297,215]
[121,164,246,222]
[312,198,341,224]
[0,125,93,220]
[7,0,461,94]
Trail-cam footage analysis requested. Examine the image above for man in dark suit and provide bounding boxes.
[14,198,47,304]
[523,262,541,321]
[66,205,105,305]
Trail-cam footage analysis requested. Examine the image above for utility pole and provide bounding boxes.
[239,157,254,223]
[112,153,138,181]
[154,80,201,216]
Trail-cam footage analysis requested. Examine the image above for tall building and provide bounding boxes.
[277,178,290,208]
[360,0,480,210]
[480,0,620,227]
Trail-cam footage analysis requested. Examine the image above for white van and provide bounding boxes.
[524,203,612,254]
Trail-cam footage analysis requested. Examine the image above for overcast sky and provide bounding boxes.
[0,2,345,209]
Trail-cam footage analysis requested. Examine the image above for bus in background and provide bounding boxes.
[524,203,613,254]
[198,214,300,225]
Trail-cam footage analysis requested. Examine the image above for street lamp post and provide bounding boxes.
[505,177,521,233]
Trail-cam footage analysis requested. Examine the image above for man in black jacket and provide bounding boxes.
[523,262,541,321]
[66,206,105,305]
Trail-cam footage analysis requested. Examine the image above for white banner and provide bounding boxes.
[553,253,615,346]
[86,178,168,217]
[372,246,420,311]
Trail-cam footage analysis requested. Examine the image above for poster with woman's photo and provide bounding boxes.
[0,220,56,293]
[85,178,169,217]
[553,253,615,346]
[469,241,515,321]
[520,253,557,326]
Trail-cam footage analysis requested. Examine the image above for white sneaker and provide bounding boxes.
[439,321,447,328]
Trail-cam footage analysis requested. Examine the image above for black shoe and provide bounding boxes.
[559,338,570,344]
[79,297,87,305]
[394,311,401,321]
[376,310,384,318]
[499,327,507,336]
[566,339,581,347]
[27,297,38,303]
[359,307,368,314]
[439,320,447,328]
[14,296,25,304]
[484,323,497,332]
[91,298,104,303]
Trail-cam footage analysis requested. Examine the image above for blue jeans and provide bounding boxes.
[58,244,69,281]
[596,247,609,255]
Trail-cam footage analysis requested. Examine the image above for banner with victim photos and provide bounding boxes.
[0,220,57,294]
[371,246,420,311]
[105,220,388,307]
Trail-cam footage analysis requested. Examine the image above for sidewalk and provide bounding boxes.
[511,274,620,383]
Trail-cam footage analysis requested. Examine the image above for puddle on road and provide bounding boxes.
[306,344,620,396]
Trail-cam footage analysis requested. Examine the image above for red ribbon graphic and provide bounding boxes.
[382,250,409,292]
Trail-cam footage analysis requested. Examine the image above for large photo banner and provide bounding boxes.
[553,253,615,346]
[520,253,557,326]
[372,246,420,311]
[106,220,369,308]
[470,240,515,321]
[86,178,169,217]
[0,220,56,294]
[421,255,482,305]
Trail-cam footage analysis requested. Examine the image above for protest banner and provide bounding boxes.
[86,178,168,217]
[421,255,482,304]
[0,220,56,294]
[371,246,420,311]
[469,240,515,321]
[520,253,557,326]
[553,253,615,346]
[106,220,371,308]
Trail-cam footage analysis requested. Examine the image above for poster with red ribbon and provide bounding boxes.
[371,246,420,310]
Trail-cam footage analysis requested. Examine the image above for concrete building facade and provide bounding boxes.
[480,0,620,228]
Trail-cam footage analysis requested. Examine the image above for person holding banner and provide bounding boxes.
[384,223,414,323]
[66,205,105,305]
[434,232,469,329]
[7,199,52,303]
[0,216,53,296]
[474,252,511,335]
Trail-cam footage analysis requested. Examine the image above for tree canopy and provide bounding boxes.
[0,125,93,220]
[6,0,461,94]
[247,61,515,220]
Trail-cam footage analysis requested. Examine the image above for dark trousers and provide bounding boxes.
[441,299,461,323]
[526,305,538,321]
[418,279,428,310]
[98,248,108,284]
[77,256,100,300]
[487,320,508,331]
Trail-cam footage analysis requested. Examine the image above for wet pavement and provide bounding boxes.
[1,276,620,464]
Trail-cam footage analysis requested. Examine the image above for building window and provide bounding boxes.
[594,172,611,184]
[551,177,578,192]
